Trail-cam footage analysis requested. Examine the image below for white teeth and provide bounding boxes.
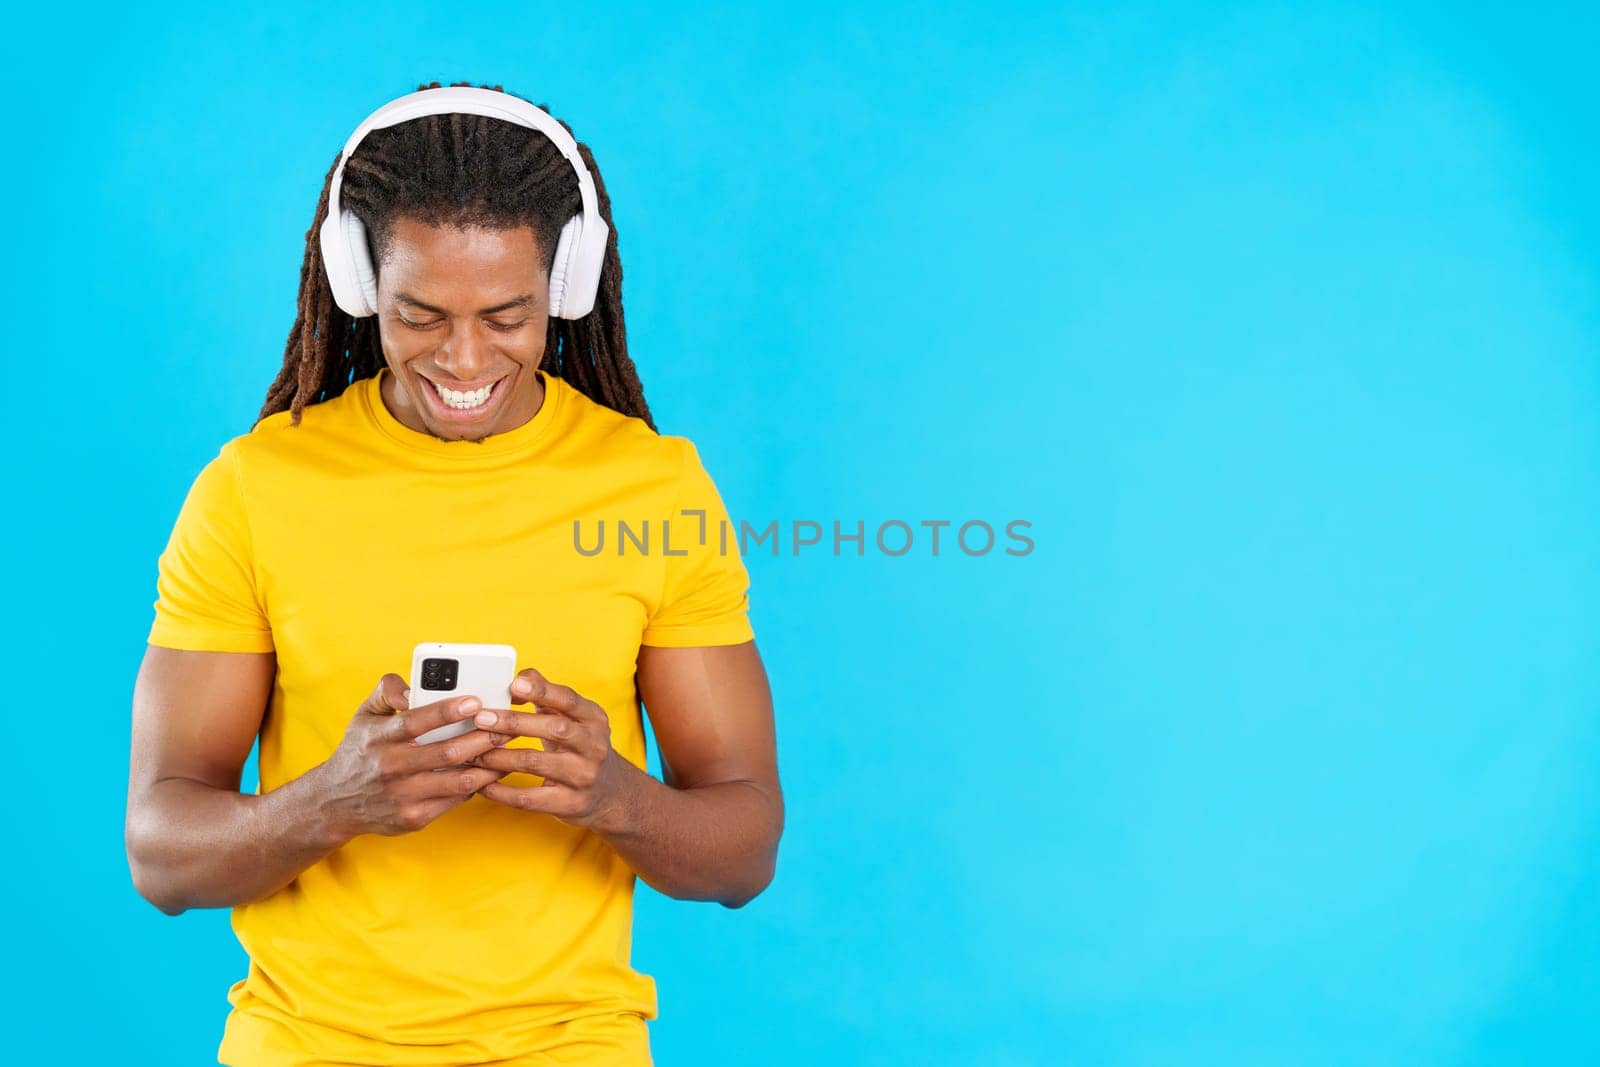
[432,379,495,409]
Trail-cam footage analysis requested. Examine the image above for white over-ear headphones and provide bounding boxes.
[318,86,610,320]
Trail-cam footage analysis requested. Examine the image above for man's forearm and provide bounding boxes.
[593,758,782,908]
[126,767,347,915]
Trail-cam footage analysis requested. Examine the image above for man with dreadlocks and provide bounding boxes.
[126,83,783,1066]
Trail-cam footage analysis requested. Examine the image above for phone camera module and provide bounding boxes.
[421,657,459,690]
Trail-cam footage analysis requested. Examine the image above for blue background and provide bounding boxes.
[9,2,1599,1063]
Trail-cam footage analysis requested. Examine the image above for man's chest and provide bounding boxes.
[249,470,662,725]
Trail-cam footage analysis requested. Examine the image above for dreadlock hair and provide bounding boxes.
[258,80,654,431]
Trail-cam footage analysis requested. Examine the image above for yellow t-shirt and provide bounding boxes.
[147,367,755,1066]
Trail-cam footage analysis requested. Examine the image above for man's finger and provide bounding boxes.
[480,780,584,817]
[397,693,483,741]
[399,764,504,801]
[509,669,602,725]
[361,673,411,717]
[470,708,574,745]
[389,727,507,775]
[472,746,590,788]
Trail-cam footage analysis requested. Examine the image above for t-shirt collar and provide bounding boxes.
[360,366,564,460]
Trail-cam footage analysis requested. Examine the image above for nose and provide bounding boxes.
[435,322,490,381]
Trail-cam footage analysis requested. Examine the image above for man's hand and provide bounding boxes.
[314,673,512,840]
[468,667,635,832]
[460,646,783,908]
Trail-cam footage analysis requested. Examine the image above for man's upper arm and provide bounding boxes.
[129,646,275,798]
[635,642,781,817]
[634,437,775,804]
[135,439,277,799]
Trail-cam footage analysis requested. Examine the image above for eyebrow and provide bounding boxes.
[395,292,538,316]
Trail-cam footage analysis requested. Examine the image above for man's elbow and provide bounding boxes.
[125,815,189,917]
[719,782,783,909]
[128,858,189,916]
[723,890,768,910]
[721,856,778,910]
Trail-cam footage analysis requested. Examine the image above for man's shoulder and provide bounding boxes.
[224,384,370,465]
[553,381,691,478]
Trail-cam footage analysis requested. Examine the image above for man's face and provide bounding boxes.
[374,217,549,442]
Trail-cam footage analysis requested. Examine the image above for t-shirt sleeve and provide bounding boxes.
[640,439,755,648]
[147,443,275,653]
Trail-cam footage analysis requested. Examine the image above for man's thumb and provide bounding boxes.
[363,673,410,716]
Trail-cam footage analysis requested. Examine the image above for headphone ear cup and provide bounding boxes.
[547,215,583,320]
[318,208,379,318]
[343,211,379,317]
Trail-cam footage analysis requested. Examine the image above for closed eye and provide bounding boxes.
[397,315,527,332]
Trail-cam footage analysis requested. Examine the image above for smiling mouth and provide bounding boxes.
[418,372,512,419]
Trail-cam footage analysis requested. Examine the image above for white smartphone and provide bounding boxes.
[408,642,518,745]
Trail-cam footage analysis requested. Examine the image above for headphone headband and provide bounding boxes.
[319,86,609,320]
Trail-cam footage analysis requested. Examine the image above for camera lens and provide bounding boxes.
[420,657,459,690]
